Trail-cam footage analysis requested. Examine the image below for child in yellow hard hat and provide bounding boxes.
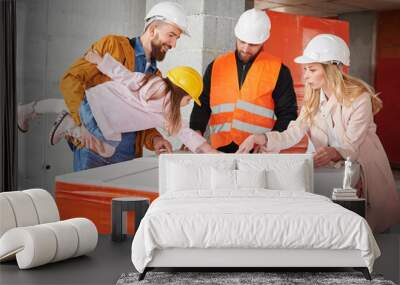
[18,51,217,157]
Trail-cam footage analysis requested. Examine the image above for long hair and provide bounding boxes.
[138,74,186,135]
[163,78,187,135]
[300,64,383,125]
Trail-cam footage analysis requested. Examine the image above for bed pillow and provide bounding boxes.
[237,159,309,191]
[267,164,307,191]
[236,169,267,189]
[167,160,235,192]
[211,168,236,190]
[211,168,267,190]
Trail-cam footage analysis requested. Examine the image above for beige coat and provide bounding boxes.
[264,92,400,233]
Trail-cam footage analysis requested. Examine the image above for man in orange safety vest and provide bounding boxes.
[190,8,298,153]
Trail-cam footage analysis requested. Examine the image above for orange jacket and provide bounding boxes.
[59,35,161,157]
[209,51,281,148]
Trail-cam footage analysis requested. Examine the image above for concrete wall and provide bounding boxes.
[145,0,245,149]
[16,0,146,193]
[339,11,377,85]
[146,0,245,75]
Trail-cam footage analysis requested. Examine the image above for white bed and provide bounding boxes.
[131,154,380,280]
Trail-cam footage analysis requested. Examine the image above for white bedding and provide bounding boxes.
[131,190,380,273]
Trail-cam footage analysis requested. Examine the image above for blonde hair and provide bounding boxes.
[138,74,186,136]
[163,78,187,135]
[300,64,382,125]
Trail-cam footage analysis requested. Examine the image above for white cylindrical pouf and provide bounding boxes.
[0,196,17,237]
[66,218,98,257]
[1,192,39,227]
[23,189,60,223]
[42,221,79,262]
[0,226,57,269]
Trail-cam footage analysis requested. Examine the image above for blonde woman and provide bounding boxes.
[237,34,400,233]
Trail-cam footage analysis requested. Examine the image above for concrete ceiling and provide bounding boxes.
[255,0,400,17]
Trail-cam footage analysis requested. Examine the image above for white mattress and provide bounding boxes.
[131,190,380,273]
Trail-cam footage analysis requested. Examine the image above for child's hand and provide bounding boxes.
[84,50,102,65]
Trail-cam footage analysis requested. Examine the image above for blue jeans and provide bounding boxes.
[71,98,136,171]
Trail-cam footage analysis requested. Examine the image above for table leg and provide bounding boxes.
[112,202,124,241]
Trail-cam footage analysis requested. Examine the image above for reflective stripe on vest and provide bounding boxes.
[211,103,235,114]
[209,120,273,135]
[231,119,272,134]
[209,123,231,134]
[236,100,275,120]
[209,51,281,149]
[210,101,276,134]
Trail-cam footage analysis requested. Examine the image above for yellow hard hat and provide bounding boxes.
[166,66,203,106]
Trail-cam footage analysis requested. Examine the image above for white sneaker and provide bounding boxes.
[49,111,76,145]
[17,102,37,132]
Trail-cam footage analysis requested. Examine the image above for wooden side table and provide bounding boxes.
[332,198,366,218]
[112,197,150,241]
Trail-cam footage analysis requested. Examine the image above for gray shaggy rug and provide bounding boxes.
[116,271,396,285]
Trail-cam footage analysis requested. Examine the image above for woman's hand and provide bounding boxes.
[313,146,342,167]
[84,50,103,65]
[236,134,267,153]
[153,136,173,155]
[197,142,219,153]
[180,131,202,152]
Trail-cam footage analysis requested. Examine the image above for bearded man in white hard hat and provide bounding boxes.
[44,2,188,171]
[190,8,298,153]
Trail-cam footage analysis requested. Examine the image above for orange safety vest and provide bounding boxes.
[209,51,282,149]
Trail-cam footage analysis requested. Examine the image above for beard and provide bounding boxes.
[151,36,170,61]
[236,42,262,63]
[238,51,253,63]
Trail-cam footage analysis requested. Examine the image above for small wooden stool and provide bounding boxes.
[111,197,149,241]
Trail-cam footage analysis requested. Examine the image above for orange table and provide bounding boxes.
[55,157,159,234]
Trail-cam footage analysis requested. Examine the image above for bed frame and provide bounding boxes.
[142,248,370,280]
[137,154,371,281]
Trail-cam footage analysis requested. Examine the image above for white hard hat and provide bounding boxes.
[234,8,271,44]
[145,1,189,36]
[295,34,350,66]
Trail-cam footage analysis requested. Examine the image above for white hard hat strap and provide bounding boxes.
[145,15,185,33]
[144,15,167,30]
[322,60,344,66]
